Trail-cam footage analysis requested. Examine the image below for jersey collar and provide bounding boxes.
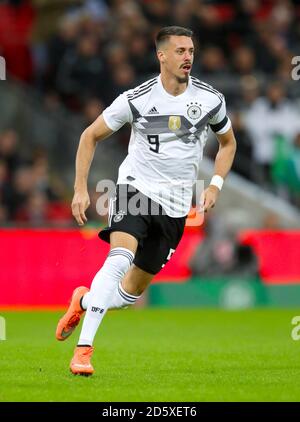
[157,74,191,100]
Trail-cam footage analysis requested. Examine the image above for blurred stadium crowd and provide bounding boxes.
[1,0,300,228]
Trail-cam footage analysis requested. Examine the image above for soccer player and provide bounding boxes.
[56,26,236,376]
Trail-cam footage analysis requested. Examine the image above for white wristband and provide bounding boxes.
[210,175,224,191]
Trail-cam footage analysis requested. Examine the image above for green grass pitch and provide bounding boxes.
[1,308,300,402]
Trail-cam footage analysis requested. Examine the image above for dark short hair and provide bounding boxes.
[155,26,193,50]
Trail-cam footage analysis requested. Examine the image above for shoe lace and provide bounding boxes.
[79,347,93,363]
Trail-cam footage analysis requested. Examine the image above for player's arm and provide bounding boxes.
[202,126,237,212]
[72,115,114,226]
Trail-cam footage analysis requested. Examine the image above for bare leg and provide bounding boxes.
[121,264,154,296]
[110,231,138,253]
[110,232,154,295]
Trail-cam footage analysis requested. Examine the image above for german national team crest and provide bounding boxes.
[168,116,181,131]
[187,103,202,120]
[113,210,125,223]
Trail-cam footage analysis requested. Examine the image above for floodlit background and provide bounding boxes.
[1,0,300,404]
[0,0,300,308]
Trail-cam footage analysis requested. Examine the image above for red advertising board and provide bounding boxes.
[0,229,299,306]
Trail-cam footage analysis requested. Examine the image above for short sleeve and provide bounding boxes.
[209,96,231,134]
[102,93,132,132]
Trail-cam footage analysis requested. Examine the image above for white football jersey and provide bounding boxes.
[102,74,231,217]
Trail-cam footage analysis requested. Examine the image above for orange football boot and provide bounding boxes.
[70,346,94,376]
[56,286,89,341]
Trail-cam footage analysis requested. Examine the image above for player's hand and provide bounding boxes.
[200,185,220,213]
[71,190,90,226]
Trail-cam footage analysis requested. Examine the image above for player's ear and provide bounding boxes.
[157,49,165,64]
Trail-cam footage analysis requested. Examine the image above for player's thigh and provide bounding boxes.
[134,215,186,275]
[122,264,154,296]
[110,231,138,254]
[99,184,150,255]
[133,235,170,275]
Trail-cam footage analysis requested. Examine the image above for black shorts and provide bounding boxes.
[99,184,186,275]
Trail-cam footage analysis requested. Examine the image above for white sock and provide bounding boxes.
[110,282,141,309]
[81,282,141,310]
[78,247,134,346]
[81,292,90,311]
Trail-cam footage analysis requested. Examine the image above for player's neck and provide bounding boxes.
[160,72,188,97]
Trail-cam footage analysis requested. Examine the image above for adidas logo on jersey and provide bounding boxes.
[147,106,159,115]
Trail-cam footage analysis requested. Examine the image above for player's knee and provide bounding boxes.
[104,247,135,278]
[110,231,138,254]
